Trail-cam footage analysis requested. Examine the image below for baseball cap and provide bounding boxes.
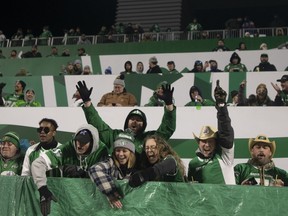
[277,75,288,82]
[260,53,268,57]
[75,129,92,144]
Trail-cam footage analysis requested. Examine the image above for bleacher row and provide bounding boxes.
[1,35,288,215]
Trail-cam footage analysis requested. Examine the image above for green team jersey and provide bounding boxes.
[4,93,24,107]
[185,99,215,107]
[224,63,248,72]
[0,154,24,175]
[15,100,42,107]
[145,93,166,107]
[234,160,288,186]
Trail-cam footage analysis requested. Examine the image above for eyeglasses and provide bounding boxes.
[37,127,51,134]
[145,145,157,152]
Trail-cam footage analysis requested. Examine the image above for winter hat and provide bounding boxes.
[248,134,276,156]
[114,74,125,87]
[194,60,203,67]
[156,81,168,89]
[1,132,20,149]
[230,90,238,99]
[74,59,82,65]
[124,109,147,133]
[193,126,218,143]
[74,129,93,144]
[229,52,241,63]
[105,66,112,75]
[114,132,135,153]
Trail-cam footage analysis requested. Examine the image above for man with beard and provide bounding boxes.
[21,118,62,176]
[271,74,288,106]
[234,135,288,186]
[253,53,277,72]
[187,80,235,184]
[76,80,176,168]
[1,80,26,107]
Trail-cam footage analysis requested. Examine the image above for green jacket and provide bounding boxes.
[234,160,288,186]
[185,99,215,106]
[82,104,176,154]
[224,63,248,72]
[0,153,24,175]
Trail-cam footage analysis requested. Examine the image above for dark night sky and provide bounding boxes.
[2,0,288,38]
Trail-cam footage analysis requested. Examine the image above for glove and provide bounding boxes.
[157,84,174,105]
[0,82,6,94]
[128,167,156,188]
[63,165,87,178]
[76,81,93,102]
[214,80,227,104]
[38,186,57,216]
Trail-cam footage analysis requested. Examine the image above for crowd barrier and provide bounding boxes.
[1,175,287,216]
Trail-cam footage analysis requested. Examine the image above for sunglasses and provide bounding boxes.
[37,127,51,134]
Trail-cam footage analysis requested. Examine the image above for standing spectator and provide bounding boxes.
[145,81,174,106]
[0,131,24,175]
[238,80,274,106]
[38,25,53,45]
[120,61,137,75]
[31,124,109,216]
[88,132,137,209]
[15,88,42,107]
[234,135,288,186]
[188,80,235,184]
[0,30,6,47]
[11,28,24,46]
[224,52,248,72]
[21,118,62,176]
[136,61,144,74]
[77,34,92,45]
[2,80,26,107]
[253,53,277,71]
[212,39,230,52]
[46,46,59,57]
[185,85,215,107]
[242,16,255,32]
[21,45,42,58]
[186,18,203,31]
[76,80,176,167]
[146,56,162,74]
[97,74,138,107]
[128,134,186,188]
[271,74,288,106]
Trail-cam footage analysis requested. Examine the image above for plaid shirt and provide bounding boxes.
[89,157,131,199]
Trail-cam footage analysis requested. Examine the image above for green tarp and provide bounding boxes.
[1,176,287,216]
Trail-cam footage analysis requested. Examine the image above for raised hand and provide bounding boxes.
[157,84,174,105]
[76,81,93,102]
[214,80,227,104]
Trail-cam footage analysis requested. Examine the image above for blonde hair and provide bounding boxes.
[112,150,136,169]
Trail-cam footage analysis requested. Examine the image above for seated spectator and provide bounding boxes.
[253,53,277,71]
[224,52,248,72]
[271,74,288,106]
[128,134,186,188]
[31,124,109,216]
[136,61,144,74]
[146,56,162,74]
[61,48,70,57]
[15,68,31,76]
[2,80,26,107]
[21,45,42,58]
[227,90,239,106]
[82,65,93,75]
[61,61,75,75]
[260,43,268,50]
[185,85,215,107]
[166,61,179,74]
[212,39,230,52]
[77,47,88,56]
[145,81,174,106]
[189,60,208,72]
[15,88,42,107]
[276,28,284,36]
[73,59,83,75]
[188,81,235,184]
[120,61,137,75]
[0,131,24,175]
[46,46,59,57]
[207,60,223,72]
[234,135,288,186]
[9,50,20,59]
[236,42,247,51]
[238,80,274,106]
[97,74,138,107]
[88,132,137,209]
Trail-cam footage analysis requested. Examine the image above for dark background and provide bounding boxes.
[2,0,288,38]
